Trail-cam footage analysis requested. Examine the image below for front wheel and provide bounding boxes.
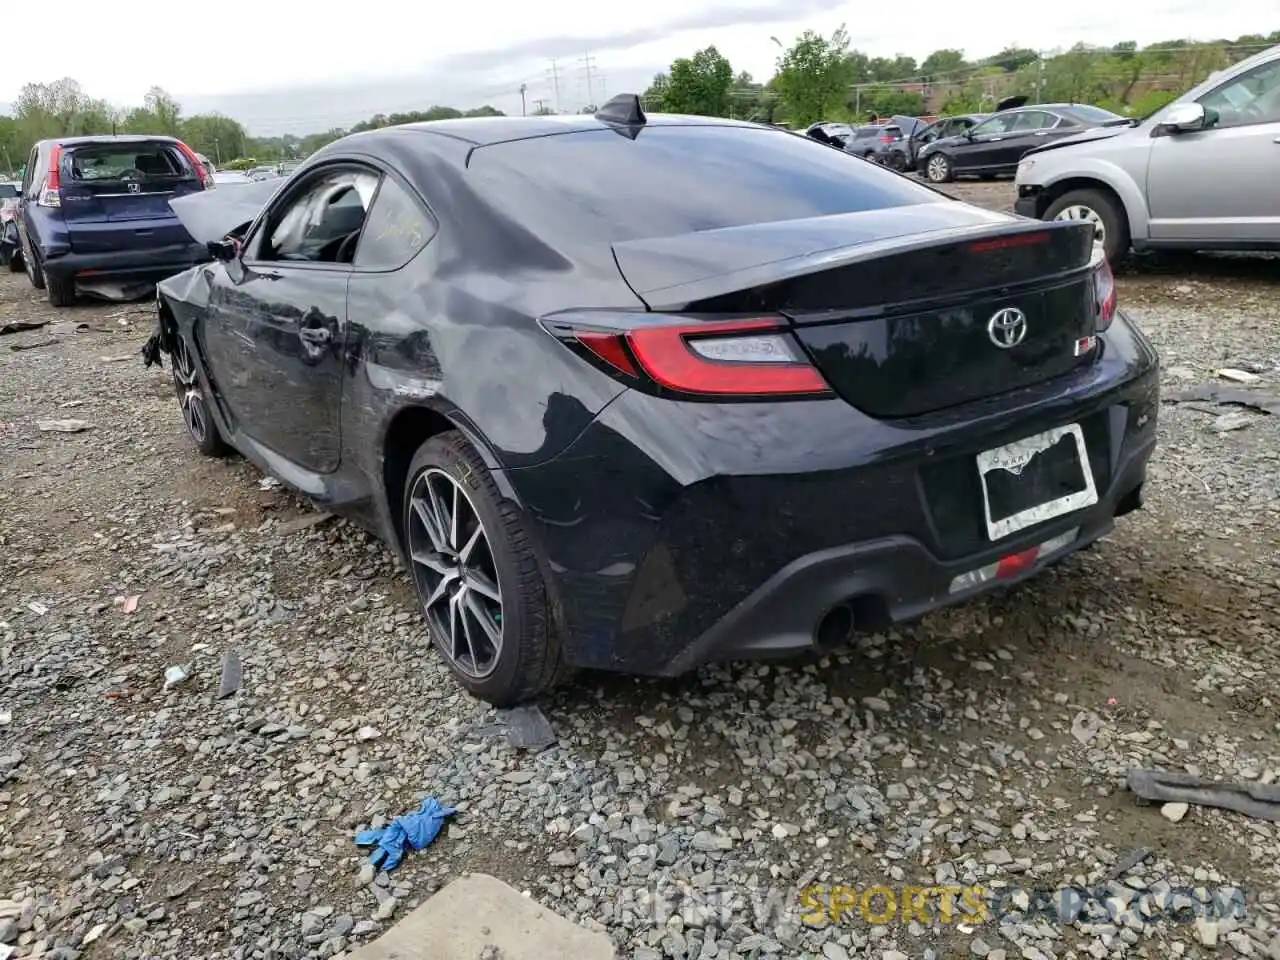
[171,333,229,457]
[1043,188,1130,263]
[925,153,954,183]
[402,431,567,706]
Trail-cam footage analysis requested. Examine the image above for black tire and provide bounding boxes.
[7,249,23,272]
[46,272,74,307]
[1043,188,1130,264]
[24,239,45,290]
[402,431,567,706]
[924,153,954,183]
[170,333,229,457]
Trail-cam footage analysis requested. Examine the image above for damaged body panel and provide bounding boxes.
[146,112,1159,704]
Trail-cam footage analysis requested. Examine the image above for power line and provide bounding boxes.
[579,53,597,109]
[547,58,562,113]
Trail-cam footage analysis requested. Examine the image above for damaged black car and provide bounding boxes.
[144,96,1160,706]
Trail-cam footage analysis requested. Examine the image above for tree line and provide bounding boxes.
[643,28,1280,127]
[2,27,1275,174]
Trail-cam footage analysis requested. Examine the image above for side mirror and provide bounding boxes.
[1158,102,1206,133]
[207,239,238,262]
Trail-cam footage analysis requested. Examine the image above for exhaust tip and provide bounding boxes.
[814,604,855,650]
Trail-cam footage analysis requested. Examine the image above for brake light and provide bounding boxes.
[38,144,62,208]
[1092,253,1116,331]
[879,135,894,143]
[552,316,832,399]
[175,141,213,190]
[969,231,1048,253]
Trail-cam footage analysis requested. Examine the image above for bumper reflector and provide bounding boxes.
[948,527,1079,594]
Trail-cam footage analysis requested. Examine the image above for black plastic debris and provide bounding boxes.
[497,705,556,752]
[218,649,243,699]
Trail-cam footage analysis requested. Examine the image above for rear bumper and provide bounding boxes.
[41,241,206,283]
[504,309,1160,676]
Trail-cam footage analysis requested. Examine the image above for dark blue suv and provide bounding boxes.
[17,135,212,306]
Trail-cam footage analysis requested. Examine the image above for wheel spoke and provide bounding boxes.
[447,588,464,660]
[423,568,460,610]
[458,524,484,565]
[409,547,453,577]
[464,567,500,603]
[425,479,452,553]
[449,482,461,551]
[411,496,448,553]
[458,594,481,670]
[465,591,501,645]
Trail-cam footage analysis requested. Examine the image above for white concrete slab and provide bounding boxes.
[342,873,616,960]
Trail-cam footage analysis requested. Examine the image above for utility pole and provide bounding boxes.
[532,98,547,115]
[519,83,527,116]
[579,53,597,109]
[547,58,562,113]
[1036,54,1045,103]
[213,138,221,164]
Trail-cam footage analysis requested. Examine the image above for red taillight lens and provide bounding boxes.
[38,144,63,208]
[175,141,213,190]
[558,316,831,399]
[1092,254,1116,331]
[879,135,894,143]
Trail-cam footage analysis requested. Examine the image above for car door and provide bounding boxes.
[988,110,1065,169]
[1146,55,1280,244]
[201,164,379,472]
[952,113,1018,171]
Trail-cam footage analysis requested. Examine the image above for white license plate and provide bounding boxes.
[976,423,1098,541]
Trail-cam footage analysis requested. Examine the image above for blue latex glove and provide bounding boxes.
[354,797,456,871]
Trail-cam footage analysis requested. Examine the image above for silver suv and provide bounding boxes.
[1014,43,1280,261]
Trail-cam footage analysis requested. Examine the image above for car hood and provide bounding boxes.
[169,179,282,245]
[1021,123,1134,157]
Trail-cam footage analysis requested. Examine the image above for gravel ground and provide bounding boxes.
[2,182,1279,960]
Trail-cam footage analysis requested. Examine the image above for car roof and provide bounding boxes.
[43,134,181,147]
[378,111,765,147]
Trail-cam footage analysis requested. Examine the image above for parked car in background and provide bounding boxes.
[804,122,854,148]
[147,96,1157,706]
[195,153,216,178]
[276,160,303,177]
[886,113,989,171]
[868,116,930,169]
[1015,43,1280,262]
[918,103,1128,184]
[246,165,279,181]
[16,135,212,306]
[843,124,895,159]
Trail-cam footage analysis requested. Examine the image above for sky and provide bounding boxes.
[4,0,1275,135]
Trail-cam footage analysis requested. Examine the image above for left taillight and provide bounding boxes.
[1091,251,1116,331]
[175,141,214,190]
[542,314,833,400]
[37,144,63,207]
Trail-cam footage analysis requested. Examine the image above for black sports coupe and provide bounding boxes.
[145,95,1160,705]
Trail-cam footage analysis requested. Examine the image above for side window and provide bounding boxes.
[22,147,38,198]
[972,115,1016,136]
[1199,59,1280,128]
[261,169,379,264]
[353,175,436,270]
[1012,111,1057,131]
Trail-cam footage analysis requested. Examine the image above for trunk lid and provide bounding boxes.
[59,140,203,252]
[611,205,1098,418]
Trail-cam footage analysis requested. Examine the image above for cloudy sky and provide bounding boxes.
[4,0,1275,135]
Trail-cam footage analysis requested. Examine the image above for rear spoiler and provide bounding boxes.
[611,202,1049,310]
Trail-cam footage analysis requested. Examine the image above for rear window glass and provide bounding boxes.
[1062,105,1124,124]
[0,183,16,198]
[65,144,189,181]
[471,125,939,245]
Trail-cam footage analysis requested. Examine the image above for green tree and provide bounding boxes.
[773,25,857,126]
[662,46,734,116]
[920,49,967,80]
[180,114,248,163]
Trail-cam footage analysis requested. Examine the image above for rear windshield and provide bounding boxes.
[470,124,940,246]
[0,183,17,198]
[1062,105,1125,125]
[64,143,193,182]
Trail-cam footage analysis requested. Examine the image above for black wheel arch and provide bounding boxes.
[1032,177,1129,224]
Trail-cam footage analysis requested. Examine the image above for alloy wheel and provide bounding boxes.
[172,337,210,444]
[406,467,504,679]
[1054,204,1106,255]
[927,155,948,182]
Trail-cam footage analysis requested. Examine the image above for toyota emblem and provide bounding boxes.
[987,307,1027,349]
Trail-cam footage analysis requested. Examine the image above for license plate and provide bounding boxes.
[976,423,1098,541]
